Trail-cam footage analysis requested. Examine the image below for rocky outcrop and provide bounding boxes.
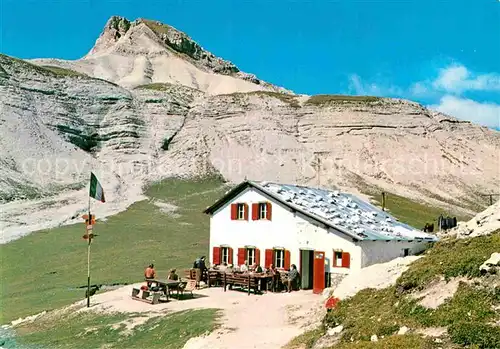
[440,200,500,239]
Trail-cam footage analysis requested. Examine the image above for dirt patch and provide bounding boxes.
[330,256,421,300]
[62,283,323,349]
[411,277,465,309]
[152,200,180,217]
[416,327,447,337]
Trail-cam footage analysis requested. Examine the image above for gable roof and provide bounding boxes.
[204,180,438,242]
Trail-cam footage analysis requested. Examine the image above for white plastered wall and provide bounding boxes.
[208,187,361,274]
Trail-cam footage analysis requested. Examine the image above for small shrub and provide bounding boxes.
[68,134,98,152]
[41,65,86,77]
[305,94,381,106]
[161,135,175,150]
[449,322,500,349]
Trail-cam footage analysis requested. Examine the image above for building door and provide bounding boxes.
[313,251,325,294]
[300,249,314,289]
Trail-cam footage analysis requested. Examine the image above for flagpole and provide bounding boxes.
[87,177,92,308]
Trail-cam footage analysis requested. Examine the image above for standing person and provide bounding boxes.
[268,264,279,292]
[287,264,299,293]
[193,256,208,284]
[144,264,156,287]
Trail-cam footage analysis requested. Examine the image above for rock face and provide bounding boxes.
[1,16,500,242]
[31,16,287,94]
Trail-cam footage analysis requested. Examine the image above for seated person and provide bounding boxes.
[167,268,179,281]
[144,263,157,287]
[226,264,234,273]
[240,260,249,272]
[254,263,263,273]
[218,262,228,272]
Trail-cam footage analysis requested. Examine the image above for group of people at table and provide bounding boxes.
[144,256,300,293]
[211,258,300,293]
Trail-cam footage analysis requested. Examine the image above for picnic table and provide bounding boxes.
[132,279,182,304]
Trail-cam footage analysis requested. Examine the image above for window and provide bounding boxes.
[237,203,245,220]
[332,251,350,268]
[231,203,248,220]
[221,247,229,264]
[274,249,285,268]
[252,202,272,220]
[259,203,267,219]
[333,251,343,267]
[247,248,256,266]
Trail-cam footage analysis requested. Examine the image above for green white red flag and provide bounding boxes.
[89,172,105,203]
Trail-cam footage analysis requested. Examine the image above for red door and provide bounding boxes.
[313,251,325,294]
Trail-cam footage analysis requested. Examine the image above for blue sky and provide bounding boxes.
[1,0,499,128]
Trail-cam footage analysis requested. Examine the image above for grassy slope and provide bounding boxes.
[15,309,219,349]
[289,231,500,349]
[0,177,227,323]
[367,191,472,229]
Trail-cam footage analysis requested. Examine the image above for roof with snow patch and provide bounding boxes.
[204,180,438,242]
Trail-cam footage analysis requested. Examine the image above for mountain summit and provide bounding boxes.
[31,16,287,94]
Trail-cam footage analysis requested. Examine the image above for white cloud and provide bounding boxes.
[431,64,500,94]
[430,95,500,129]
[347,63,500,129]
[348,74,403,97]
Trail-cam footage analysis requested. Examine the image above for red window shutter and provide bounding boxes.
[265,249,273,268]
[244,203,249,220]
[284,250,291,270]
[255,248,261,265]
[230,204,237,220]
[213,247,221,265]
[228,247,233,264]
[341,252,351,268]
[237,248,246,266]
[266,202,272,220]
[252,203,259,220]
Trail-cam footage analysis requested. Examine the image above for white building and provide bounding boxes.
[204,181,437,293]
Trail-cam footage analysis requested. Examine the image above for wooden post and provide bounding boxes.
[479,193,499,206]
[248,274,251,295]
[223,273,227,292]
[382,192,386,212]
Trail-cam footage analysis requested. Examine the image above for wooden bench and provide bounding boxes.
[131,287,163,304]
[222,273,265,295]
[208,270,223,287]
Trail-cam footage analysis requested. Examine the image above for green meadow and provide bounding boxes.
[0,176,227,323]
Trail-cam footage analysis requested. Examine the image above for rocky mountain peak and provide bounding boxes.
[85,16,242,76]
[84,16,132,57]
[31,16,288,93]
